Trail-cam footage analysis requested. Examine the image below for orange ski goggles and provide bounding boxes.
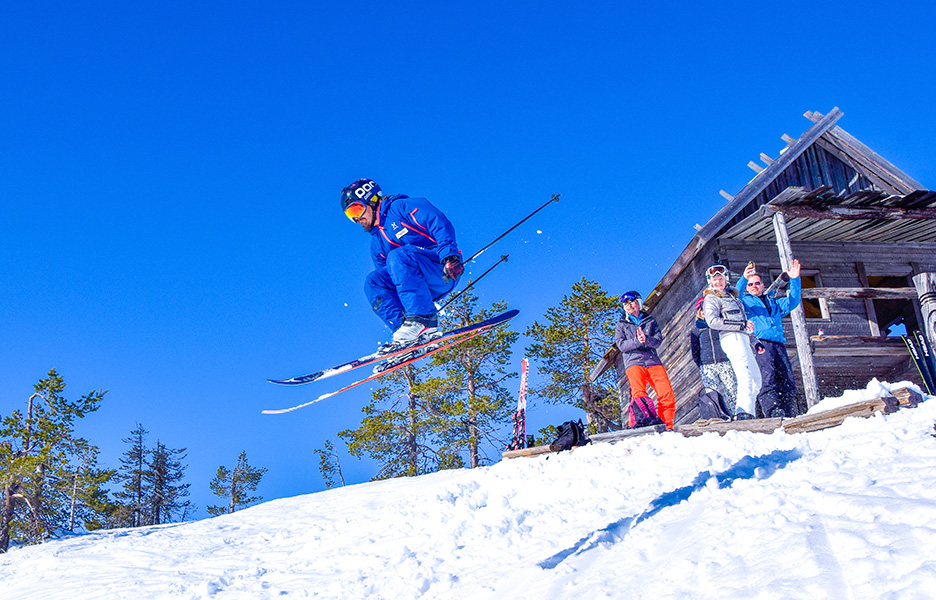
[344,202,367,221]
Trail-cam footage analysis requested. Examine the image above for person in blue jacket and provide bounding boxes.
[340,178,464,348]
[736,259,802,417]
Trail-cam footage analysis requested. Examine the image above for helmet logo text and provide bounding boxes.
[355,181,377,199]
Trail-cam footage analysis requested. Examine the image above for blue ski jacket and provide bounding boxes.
[735,274,802,343]
[369,194,460,269]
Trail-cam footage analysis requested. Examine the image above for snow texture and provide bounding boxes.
[3,379,936,599]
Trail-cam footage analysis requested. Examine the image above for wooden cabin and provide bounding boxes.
[620,108,935,424]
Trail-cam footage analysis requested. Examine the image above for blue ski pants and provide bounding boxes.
[364,245,457,332]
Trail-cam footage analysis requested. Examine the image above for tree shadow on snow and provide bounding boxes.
[539,448,802,570]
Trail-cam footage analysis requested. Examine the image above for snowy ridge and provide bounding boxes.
[3,380,936,599]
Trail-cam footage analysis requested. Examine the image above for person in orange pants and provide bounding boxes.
[614,291,676,429]
[624,364,676,428]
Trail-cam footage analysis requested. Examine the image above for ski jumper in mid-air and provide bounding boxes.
[340,178,464,348]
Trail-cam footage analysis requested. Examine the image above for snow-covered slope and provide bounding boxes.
[3,380,936,599]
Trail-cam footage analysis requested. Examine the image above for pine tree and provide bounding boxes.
[63,446,114,532]
[339,364,441,479]
[339,295,520,478]
[145,442,191,525]
[313,440,345,489]
[525,277,622,432]
[207,451,267,516]
[418,294,518,468]
[115,424,149,527]
[0,369,111,552]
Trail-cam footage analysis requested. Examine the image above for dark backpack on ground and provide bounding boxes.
[697,390,732,421]
[552,419,589,451]
[628,396,665,429]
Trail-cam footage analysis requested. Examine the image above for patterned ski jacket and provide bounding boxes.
[735,275,802,343]
[369,194,460,270]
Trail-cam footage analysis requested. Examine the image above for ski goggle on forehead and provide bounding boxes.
[706,265,728,278]
[621,292,640,304]
[344,202,367,221]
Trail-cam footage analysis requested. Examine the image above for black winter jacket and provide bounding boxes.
[689,320,729,366]
[613,312,664,381]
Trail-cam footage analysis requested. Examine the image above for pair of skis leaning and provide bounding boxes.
[902,330,936,396]
[507,357,530,450]
[263,309,519,414]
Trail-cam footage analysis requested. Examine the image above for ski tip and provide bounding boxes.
[262,390,338,415]
[267,375,316,386]
[494,308,520,322]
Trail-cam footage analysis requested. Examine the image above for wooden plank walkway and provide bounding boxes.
[501,387,924,459]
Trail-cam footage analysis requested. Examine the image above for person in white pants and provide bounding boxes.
[701,265,762,420]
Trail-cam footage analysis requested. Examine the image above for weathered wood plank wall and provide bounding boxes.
[649,241,720,423]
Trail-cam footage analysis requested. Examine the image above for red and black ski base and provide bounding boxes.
[267,309,519,386]
[263,309,519,414]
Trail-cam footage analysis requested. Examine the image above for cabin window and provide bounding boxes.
[799,271,829,319]
[770,269,828,319]
[867,275,919,337]
[777,269,829,320]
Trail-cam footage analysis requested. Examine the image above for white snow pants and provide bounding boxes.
[719,331,762,416]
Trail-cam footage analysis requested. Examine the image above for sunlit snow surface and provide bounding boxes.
[3,379,936,599]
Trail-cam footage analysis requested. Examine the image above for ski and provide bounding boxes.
[508,358,529,450]
[902,334,934,395]
[912,330,936,393]
[262,328,490,414]
[268,309,520,386]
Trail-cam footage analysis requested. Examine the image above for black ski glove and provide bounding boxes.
[443,256,464,282]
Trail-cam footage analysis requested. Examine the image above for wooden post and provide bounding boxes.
[855,262,881,337]
[913,273,936,353]
[910,262,927,334]
[772,211,821,408]
[780,396,898,434]
[502,444,557,459]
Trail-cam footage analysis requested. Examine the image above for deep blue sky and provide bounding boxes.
[3,1,934,519]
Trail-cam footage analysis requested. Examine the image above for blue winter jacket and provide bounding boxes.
[735,275,802,343]
[369,195,461,270]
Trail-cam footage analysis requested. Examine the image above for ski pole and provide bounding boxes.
[438,194,557,312]
[437,254,509,312]
[463,193,560,265]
